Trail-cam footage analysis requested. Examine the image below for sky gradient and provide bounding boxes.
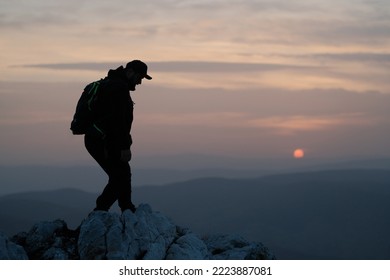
[1,0,389,167]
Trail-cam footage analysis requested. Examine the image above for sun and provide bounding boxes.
[293,148,305,159]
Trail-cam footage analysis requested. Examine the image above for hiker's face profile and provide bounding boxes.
[127,70,143,91]
[134,73,143,85]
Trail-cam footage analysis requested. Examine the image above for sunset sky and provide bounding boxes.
[1,0,389,168]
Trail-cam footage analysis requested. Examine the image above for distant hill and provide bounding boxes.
[0,169,389,260]
[0,189,95,234]
[1,157,390,194]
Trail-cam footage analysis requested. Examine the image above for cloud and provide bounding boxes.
[18,62,116,71]
[246,114,374,135]
[4,0,388,48]
[135,85,390,138]
[20,61,320,73]
[138,110,378,136]
[139,112,245,127]
[344,53,390,63]
[11,56,390,93]
[0,1,82,29]
[283,52,390,64]
[150,61,318,72]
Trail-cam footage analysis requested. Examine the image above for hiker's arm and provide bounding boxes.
[108,85,133,152]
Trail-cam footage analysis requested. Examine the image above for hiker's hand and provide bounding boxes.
[120,149,131,162]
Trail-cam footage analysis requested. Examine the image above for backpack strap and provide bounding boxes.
[87,80,101,111]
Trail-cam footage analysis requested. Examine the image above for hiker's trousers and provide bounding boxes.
[84,133,133,211]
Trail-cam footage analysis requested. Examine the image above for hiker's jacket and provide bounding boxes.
[92,66,133,152]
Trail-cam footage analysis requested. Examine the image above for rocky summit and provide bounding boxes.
[0,204,274,260]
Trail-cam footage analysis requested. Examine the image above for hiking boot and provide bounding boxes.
[121,203,136,213]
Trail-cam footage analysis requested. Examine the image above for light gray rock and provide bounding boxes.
[5,203,274,260]
[128,204,177,260]
[78,210,124,259]
[78,204,177,260]
[166,232,210,260]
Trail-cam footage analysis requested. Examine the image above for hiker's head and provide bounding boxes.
[125,60,152,91]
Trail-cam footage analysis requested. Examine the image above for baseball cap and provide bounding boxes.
[126,60,152,80]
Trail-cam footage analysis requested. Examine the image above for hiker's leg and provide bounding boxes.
[95,181,118,210]
[94,157,122,211]
[116,162,134,211]
[92,151,132,211]
[84,134,116,210]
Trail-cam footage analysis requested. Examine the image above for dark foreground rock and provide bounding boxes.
[1,204,274,260]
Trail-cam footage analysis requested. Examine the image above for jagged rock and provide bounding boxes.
[78,204,178,259]
[11,219,78,259]
[204,234,274,260]
[3,203,274,260]
[0,232,28,259]
[166,231,210,260]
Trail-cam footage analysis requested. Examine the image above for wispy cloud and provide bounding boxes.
[139,111,377,136]
[246,114,375,135]
[279,52,390,65]
[308,52,390,64]
[139,112,246,127]
[0,1,82,29]
[19,61,320,72]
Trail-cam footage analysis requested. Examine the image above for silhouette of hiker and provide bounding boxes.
[84,60,152,213]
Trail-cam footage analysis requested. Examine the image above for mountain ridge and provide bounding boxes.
[1,156,390,194]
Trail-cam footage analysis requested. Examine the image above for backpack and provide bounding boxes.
[70,79,103,135]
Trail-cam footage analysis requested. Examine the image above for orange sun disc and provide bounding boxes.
[293,149,304,159]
